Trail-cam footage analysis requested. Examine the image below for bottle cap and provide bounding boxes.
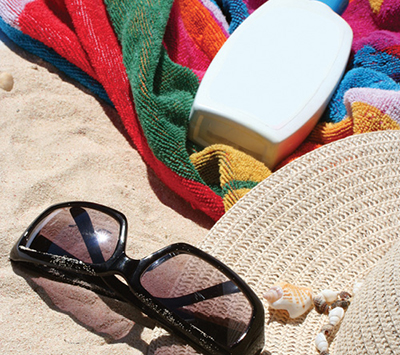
[315,0,349,14]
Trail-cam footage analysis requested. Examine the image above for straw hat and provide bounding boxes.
[148,130,400,355]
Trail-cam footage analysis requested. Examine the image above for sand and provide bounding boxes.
[0,31,214,354]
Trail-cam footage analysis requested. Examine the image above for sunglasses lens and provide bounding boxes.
[24,206,120,264]
[140,253,253,347]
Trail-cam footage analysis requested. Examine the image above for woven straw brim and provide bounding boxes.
[148,130,400,355]
[335,237,400,354]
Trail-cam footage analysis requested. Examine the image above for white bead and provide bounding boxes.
[315,332,328,352]
[321,289,338,303]
[329,306,345,326]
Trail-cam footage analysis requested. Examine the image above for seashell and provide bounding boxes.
[315,332,329,352]
[328,306,345,326]
[338,291,352,301]
[331,299,350,310]
[313,293,329,315]
[263,285,284,304]
[321,289,339,303]
[263,281,313,318]
[320,323,335,337]
[0,72,14,91]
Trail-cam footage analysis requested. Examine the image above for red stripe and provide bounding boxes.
[383,45,400,59]
[20,0,97,79]
[18,0,225,220]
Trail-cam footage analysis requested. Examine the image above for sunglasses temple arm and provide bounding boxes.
[172,307,248,340]
[70,207,105,264]
[30,234,76,259]
[101,277,246,348]
[156,280,240,309]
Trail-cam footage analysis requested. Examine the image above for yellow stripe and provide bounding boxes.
[369,0,385,14]
[351,101,400,133]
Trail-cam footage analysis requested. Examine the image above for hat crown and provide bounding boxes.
[334,239,400,354]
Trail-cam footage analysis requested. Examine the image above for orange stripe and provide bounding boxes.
[177,0,227,60]
[308,117,354,144]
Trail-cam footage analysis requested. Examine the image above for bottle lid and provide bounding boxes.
[315,0,349,14]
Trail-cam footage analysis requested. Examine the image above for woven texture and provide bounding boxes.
[1,0,400,220]
[148,130,400,354]
[335,239,400,354]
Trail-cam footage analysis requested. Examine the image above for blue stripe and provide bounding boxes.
[324,45,400,123]
[0,16,112,106]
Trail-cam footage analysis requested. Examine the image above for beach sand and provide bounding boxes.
[0,31,214,354]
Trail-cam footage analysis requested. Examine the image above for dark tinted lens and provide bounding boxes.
[140,253,253,347]
[24,206,120,264]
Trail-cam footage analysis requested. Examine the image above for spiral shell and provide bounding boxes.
[328,306,345,326]
[315,332,329,352]
[339,291,352,301]
[313,293,329,315]
[263,282,313,318]
[331,299,350,310]
[321,289,339,303]
[263,285,283,304]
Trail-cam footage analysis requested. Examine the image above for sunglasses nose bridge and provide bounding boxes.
[110,252,140,278]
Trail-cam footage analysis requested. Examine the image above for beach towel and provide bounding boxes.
[1,0,400,221]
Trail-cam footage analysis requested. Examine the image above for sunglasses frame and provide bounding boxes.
[10,201,265,355]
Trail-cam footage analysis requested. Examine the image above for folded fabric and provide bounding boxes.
[0,0,400,220]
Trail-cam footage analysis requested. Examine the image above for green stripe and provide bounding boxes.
[104,0,204,183]
[222,180,259,196]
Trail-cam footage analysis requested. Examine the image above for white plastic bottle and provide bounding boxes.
[188,0,352,169]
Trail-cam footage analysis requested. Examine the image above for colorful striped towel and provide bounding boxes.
[1,0,399,221]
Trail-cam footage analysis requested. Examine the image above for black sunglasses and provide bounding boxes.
[10,201,265,355]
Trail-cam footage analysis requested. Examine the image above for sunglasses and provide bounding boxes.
[10,201,265,355]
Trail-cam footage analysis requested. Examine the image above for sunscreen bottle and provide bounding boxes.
[188,0,352,168]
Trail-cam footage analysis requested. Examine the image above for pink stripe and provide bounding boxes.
[200,0,230,34]
[345,88,400,123]
[243,0,268,14]
[0,0,35,29]
[164,1,213,80]
[343,0,380,53]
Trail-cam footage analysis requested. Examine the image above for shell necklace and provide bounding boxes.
[263,282,354,355]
